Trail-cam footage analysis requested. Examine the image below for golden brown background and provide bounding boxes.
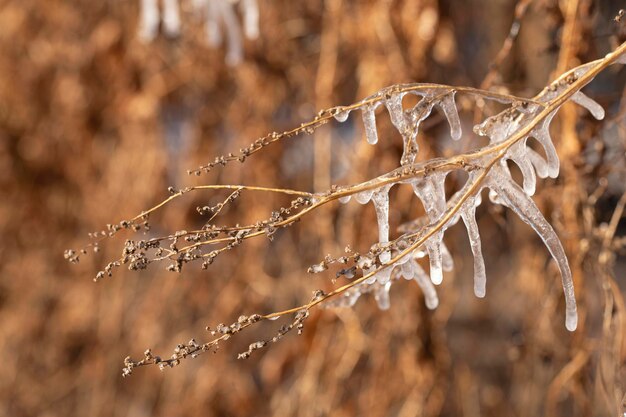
[1,0,625,416]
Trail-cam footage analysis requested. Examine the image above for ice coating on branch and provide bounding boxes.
[355,189,374,205]
[488,171,577,331]
[333,108,351,123]
[349,87,462,163]
[338,195,351,204]
[473,106,528,143]
[362,105,379,145]
[474,104,560,189]
[401,96,436,165]
[438,92,462,140]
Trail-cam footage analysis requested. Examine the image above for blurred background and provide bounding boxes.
[1,0,626,416]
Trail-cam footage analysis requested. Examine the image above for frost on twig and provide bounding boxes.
[66,44,626,373]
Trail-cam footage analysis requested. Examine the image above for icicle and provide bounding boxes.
[410,259,439,309]
[241,0,259,40]
[422,240,442,284]
[355,189,374,205]
[374,267,393,285]
[361,105,379,145]
[411,174,449,284]
[518,156,537,196]
[374,281,392,310]
[527,149,549,179]
[489,172,577,331]
[461,204,486,298]
[139,0,159,42]
[438,91,462,140]
[162,0,181,37]
[531,112,560,178]
[570,91,605,120]
[488,189,504,205]
[384,93,408,136]
[371,186,391,262]
[333,108,351,122]
[508,143,537,196]
[400,260,414,280]
[441,242,454,272]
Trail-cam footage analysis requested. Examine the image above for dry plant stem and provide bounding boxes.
[131,184,313,222]
[117,42,626,373]
[265,50,616,308]
[189,87,544,175]
[265,43,626,317]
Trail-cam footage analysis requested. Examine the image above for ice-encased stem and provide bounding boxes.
[438,91,462,140]
[489,172,577,331]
